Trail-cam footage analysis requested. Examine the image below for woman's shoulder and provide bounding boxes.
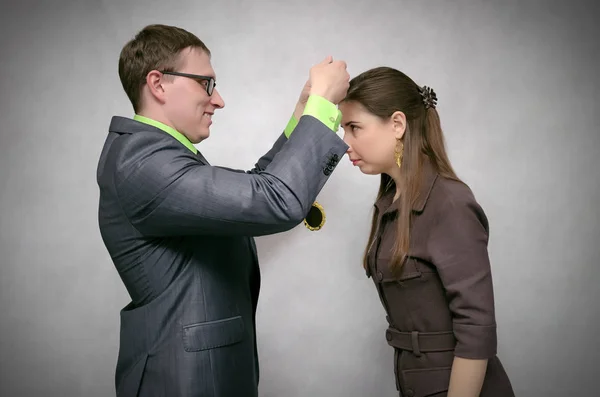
[432,175,478,206]
[427,175,489,223]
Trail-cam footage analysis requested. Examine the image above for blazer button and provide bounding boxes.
[405,389,414,397]
[332,154,339,161]
[385,329,392,341]
[323,168,331,176]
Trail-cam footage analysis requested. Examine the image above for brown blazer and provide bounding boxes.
[366,160,515,397]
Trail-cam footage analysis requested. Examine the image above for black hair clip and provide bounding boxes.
[418,85,438,109]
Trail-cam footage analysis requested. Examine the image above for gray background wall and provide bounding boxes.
[1,0,598,396]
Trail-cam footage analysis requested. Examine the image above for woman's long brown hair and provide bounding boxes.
[342,67,462,275]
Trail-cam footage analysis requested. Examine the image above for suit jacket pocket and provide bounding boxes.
[401,366,451,397]
[375,256,422,283]
[183,315,245,352]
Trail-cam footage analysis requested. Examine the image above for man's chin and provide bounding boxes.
[190,130,210,144]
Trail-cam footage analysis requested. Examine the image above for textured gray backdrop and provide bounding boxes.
[0,0,598,396]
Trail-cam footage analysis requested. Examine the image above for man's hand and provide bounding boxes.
[293,79,312,120]
[308,55,350,104]
[298,79,312,106]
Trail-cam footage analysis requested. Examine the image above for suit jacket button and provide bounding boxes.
[332,154,339,161]
[385,330,392,341]
[405,389,414,397]
[323,168,331,176]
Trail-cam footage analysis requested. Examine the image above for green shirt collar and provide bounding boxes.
[133,114,198,154]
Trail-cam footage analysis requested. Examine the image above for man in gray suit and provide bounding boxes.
[96,24,349,396]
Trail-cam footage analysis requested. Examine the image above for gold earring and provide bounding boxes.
[394,140,403,169]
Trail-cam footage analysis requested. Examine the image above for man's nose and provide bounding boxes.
[211,89,225,108]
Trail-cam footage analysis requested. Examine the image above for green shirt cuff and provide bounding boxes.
[284,114,299,138]
[303,95,342,132]
[284,95,342,139]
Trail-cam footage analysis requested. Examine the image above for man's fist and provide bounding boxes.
[308,56,350,104]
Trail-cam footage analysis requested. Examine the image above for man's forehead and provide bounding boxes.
[180,47,217,79]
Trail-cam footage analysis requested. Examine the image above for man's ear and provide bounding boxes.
[391,111,406,140]
[145,70,168,104]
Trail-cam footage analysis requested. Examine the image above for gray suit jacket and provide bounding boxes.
[96,114,348,397]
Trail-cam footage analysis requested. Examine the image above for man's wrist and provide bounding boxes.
[292,102,305,122]
[302,94,342,132]
[284,95,342,138]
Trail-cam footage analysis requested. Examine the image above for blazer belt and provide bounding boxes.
[385,327,456,356]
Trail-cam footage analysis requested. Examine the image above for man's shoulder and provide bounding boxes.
[102,116,194,183]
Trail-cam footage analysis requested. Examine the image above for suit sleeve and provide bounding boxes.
[247,132,289,174]
[211,132,288,175]
[428,187,498,359]
[233,94,342,174]
[115,115,348,237]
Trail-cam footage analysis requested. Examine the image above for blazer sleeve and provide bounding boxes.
[250,132,288,173]
[428,186,498,359]
[217,131,288,175]
[115,115,348,237]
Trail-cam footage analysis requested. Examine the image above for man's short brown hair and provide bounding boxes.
[118,24,211,112]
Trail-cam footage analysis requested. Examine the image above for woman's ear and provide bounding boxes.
[391,111,406,140]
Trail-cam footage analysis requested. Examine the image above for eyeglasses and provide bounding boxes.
[160,71,216,95]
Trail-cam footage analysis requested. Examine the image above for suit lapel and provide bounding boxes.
[247,238,258,258]
[196,151,210,166]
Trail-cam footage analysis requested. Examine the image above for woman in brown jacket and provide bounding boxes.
[338,67,515,397]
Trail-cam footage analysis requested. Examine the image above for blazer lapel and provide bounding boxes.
[196,151,210,165]
[248,238,258,258]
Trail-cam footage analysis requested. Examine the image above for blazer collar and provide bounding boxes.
[108,115,199,155]
[374,157,439,216]
[108,115,210,165]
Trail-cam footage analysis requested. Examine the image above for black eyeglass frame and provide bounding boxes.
[160,71,216,95]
